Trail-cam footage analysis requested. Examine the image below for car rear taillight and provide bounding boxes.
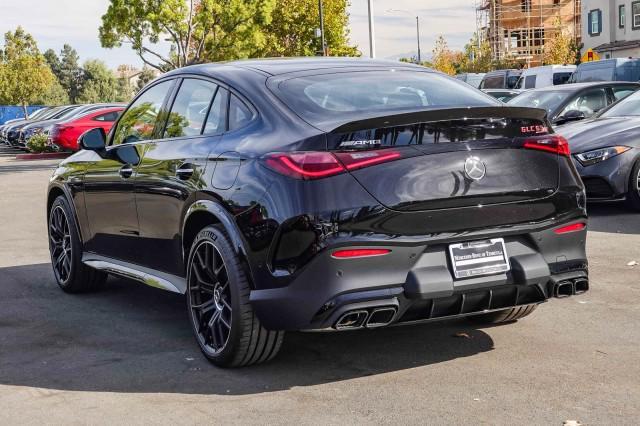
[554,223,586,234]
[262,149,406,180]
[331,248,391,259]
[523,135,570,157]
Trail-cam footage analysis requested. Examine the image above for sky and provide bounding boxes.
[0,0,477,69]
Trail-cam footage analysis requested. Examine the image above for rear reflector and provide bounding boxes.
[523,135,570,157]
[554,223,586,234]
[331,248,391,259]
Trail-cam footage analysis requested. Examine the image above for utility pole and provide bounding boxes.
[416,16,421,63]
[368,0,376,58]
[318,0,326,56]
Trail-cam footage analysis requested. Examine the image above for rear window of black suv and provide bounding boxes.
[271,70,500,127]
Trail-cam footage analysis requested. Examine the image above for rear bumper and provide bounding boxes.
[250,219,588,331]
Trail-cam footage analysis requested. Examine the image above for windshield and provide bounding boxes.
[507,90,571,114]
[272,70,499,127]
[601,90,640,117]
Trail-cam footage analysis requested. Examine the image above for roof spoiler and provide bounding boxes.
[328,106,548,134]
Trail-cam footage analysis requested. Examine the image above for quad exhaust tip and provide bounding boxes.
[334,306,398,330]
[554,278,589,298]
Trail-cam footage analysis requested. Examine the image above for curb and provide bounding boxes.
[14,152,70,161]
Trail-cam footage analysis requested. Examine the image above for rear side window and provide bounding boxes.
[481,75,504,89]
[553,72,572,85]
[274,71,498,127]
[524,75,537,89]
[93,111,120,122]
[112,80,173,145]
[612,85,639,100]
[228,94,252,131]
[163,79,218,138]
[203,87,228,134]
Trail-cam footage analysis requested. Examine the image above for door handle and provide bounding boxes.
[176,163,195,180]
[119,164,134,179]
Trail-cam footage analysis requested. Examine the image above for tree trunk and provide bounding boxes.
[22,103,29,120]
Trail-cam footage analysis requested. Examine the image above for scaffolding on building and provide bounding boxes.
[476,0,581,67]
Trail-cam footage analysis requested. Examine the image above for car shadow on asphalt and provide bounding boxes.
[0,263,495,395]
[587,203,640,235]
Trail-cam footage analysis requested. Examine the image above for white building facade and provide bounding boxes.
[582,0,640,58]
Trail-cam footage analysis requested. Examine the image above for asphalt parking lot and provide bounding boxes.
[0,146,639,425]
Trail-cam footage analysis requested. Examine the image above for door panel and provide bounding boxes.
[83,144,144,262]
[134,136,218,275]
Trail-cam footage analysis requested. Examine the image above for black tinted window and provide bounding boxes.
[204,87,227,134]
[553,72,572,85]
[275,71,498,127]
[524,75,537,89]
[164,79,217,138]
[228,94,251,131]
[481,75,504,89]
[112,80,173,145]
[93,111,120,122]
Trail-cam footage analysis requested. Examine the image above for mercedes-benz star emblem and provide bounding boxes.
[464,156,486,181]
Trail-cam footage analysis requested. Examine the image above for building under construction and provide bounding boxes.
[477,0,581,67]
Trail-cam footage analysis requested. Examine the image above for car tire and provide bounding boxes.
[186,225,284,367]
[626,160,640,211]
[468,304,538,324]
[48,195,107,293]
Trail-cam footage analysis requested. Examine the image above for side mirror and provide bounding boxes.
[79,128,106,151]
[555,110,586,124]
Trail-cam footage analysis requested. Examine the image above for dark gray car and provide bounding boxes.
[557,89,640,208]
[508,82,640,126]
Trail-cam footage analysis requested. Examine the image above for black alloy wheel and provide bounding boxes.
[48,195,107,292]
[186,225,284,367]
[49,205,72,284]
[188,240,232,354]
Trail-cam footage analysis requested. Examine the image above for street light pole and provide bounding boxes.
[318,0,326,56]
[416,16,421,63]
[368,0,376,58]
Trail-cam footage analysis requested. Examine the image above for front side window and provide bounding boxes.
[559,88,607,118]
[163,79,218,138]
[633,2,640,29]
[620,5,626,28]
[112,80,173,145]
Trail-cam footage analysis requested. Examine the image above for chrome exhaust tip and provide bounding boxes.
[335,310,368,330]
[555,281,574,298]
[365,307,397,328]
[574,278,589,295]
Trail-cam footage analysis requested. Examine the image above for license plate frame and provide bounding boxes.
[448,238,510,279]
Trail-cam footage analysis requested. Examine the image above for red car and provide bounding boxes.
[49,107,124,151]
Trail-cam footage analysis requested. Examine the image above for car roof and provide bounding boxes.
[165,57,430,77]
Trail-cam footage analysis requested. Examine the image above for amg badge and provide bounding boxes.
[339,139,382,148]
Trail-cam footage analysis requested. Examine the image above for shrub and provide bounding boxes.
[26,133,56,153]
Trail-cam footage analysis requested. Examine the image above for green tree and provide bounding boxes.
[261,0,358,57]
[543,16,579,65]
[58,44,83,103]
[44,48,62,77]
[0,27,54,117]
[431,35,456,75]
[460,33,493,73]
[78,59,122,103]
[35,78,70,105]
[99,0,275,71]
[136,66,157,91]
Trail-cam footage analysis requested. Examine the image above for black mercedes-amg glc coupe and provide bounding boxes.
[47,58,588,367]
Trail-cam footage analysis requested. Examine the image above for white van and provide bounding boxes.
[515,65,576,90]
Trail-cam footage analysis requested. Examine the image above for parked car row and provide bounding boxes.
[0,103,124,151]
